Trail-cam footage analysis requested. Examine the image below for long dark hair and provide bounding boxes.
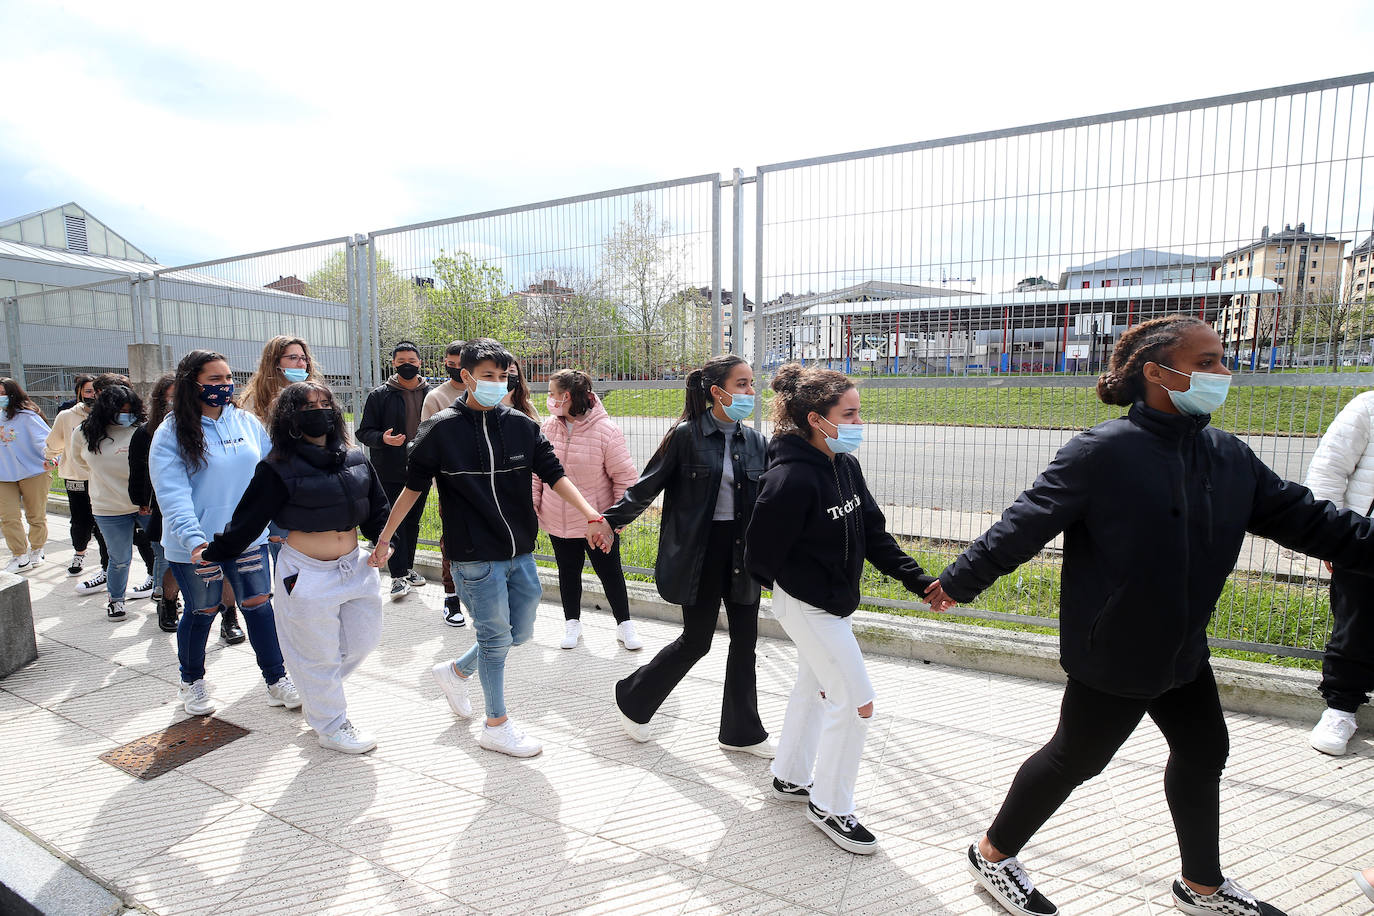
[1096,315,1207,406]
[267,381,350,462]
[506,358,538,421]
[80,385,144,454]
[148,372,175,435]
[171,350,233,471]
[651,354,746,462]
[0,378,40,421]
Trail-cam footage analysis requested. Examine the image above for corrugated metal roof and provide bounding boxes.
[0,238,164,275]
[1062,248,1219,274]
[801,278,1281,317]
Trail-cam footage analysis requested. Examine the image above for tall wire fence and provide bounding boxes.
[5,72,1374,660]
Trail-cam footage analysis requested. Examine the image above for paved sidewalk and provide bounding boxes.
[1,519,1371,915]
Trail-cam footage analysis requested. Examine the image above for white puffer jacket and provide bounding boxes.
[1305,390,1374,515]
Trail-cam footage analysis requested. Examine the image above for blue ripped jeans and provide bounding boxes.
[170,545,286,686]
[450,553,542,720]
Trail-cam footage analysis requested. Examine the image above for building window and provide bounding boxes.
[1081,281,1090,289]
[1277,246,1287,253]
[1275,261,1286,269]
[1311,260,1318,268]
[1102,280,1113,287]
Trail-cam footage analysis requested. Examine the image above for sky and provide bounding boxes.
[2,0,1374,269]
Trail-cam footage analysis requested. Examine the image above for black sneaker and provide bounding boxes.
[67,552,86,576]
[805,801,877,855]
[966,843,1058,916]
[390,578,411,601]
[771,777,810,803]
[220,606,246,644]
[106,599,126,620]
[157,598,181,633]
[1171,877,1287,916]
[404,569,426,587]
[443,595,466,627]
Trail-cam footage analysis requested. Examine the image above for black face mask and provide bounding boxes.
[507,375,520,392]
[446,366,463,382]
[82,397,96,408]
[395,363,421,381]
[296,408,334,438]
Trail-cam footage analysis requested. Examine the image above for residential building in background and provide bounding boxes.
[1347,234,1374,302]
[1057,248,1220,290]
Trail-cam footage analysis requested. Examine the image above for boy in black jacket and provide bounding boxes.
[369,339,612,758]
[357,341,433,601]
[934,316,1374,916]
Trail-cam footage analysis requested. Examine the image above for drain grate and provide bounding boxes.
[99,716,249,780]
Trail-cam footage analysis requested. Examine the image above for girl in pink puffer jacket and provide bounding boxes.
[534,369,642,651]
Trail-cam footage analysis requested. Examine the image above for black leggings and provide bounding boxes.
[1320,566,1374,713]
[987,665,1229,887]
[549,534,630,623]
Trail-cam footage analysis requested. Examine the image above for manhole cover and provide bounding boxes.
[99,716,249,780]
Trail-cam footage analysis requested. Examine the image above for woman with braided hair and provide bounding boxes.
[929,315,1374,916]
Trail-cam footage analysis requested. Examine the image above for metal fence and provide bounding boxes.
[6,71,1374,659]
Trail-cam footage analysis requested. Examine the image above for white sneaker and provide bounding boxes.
[30,548,44,566]
[560,619,582,649]
[76,570,107,594]
[318,720,376,754]
[478,719,543,757]
[432,660,472,718]
[178,679,216,715]
[616,692,651,743]
[616,620,643,650]
[1309,708,1358,755]
[3,554,30,574]
[266,676,303,709]
[719,738,777,759]
[129,575,155,599]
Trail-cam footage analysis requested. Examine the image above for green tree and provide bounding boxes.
[303,250,424,354]
[421,250,524,350]
[598,200,695,376]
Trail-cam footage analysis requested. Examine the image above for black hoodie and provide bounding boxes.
[940,401,1374,699]
[745,433,935,616]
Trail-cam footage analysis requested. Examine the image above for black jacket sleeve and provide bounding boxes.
[604,425,684,530]
[744,468,811,588]
[360,462,392,544]
[404,414,442,492]
[855,461,935,594]
[356,388,387,449]
[204,462,285,563]
[531,429,567,488]
[939,433,1097,604]
[1246,448,1374,570]
[128,426,153,508]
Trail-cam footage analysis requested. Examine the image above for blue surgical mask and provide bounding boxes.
[116,413,136,427]
[718,389,754,422]
[0,396,9,409]
[282,367,308,383]
[471,378,507,408]
[820,416,864,454]
[1160,365,1231,416]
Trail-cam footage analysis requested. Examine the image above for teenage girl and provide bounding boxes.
[604,355,772,756]
[932,316,1374,916]
[746,363,937,855]
[535,369,641,651]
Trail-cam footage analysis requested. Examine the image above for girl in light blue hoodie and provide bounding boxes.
[150,350,299,717]
[0,377,51,573]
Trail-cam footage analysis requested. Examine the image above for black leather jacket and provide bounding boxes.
[605,412,768,606]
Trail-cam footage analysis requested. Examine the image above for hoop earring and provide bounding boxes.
[289,425,302,439]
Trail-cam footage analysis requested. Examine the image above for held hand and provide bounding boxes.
[368,541,393,568]
[586,518,614,553]
[1324,560,1334,574]
[44,457,58,471]
[382,428,406,447]
[138,506,151,517]
[191,543,208,566]
[923,579,955,613]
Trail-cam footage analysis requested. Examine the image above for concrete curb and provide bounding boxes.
[0,814,130,916]
[410,548,1371,730]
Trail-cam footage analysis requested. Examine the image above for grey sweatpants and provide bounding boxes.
[273,544,383,736]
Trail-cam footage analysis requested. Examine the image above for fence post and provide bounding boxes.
[2,297,22,389]
[732,168,745,356]
[365,236,381,389]
[152,274,168,372]
[711,175,722,357]
[752,169,765,425]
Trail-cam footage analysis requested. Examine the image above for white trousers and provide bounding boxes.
[770,585,874,817]
[273,544,383,736]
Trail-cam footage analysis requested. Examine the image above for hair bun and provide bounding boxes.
[772,362,802,394]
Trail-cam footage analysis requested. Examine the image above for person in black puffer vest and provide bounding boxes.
[934,316,1374,916]
[206,382,392,755]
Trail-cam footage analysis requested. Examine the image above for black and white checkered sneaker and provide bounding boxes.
[1171,877,1287,916]
[966,843,1058,916]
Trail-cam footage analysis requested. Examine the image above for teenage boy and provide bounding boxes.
[422,340,466,628]
[358,341,434,600]
[370,338,613,757]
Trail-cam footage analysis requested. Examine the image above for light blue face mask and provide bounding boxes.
[281,367,308,383]
[0,396,9,409]
[717,388,754,422]
[1160,365,1231,416]
[820,416,864,454]
[471,377,508,408]
[116,413,136,427]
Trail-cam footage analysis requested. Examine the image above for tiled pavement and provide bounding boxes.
[1,517,1372,915]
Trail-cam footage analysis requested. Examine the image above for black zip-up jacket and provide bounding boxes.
[746,434,936,617]
[604,412,768,606]
[357,377,434,482]
[128,425,162,541]
[406,395,566,562]
[940,401,1374,699]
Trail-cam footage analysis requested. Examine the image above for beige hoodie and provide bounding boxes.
[45,404,92,482]
[73,424,137,515]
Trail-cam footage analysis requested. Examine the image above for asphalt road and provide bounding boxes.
[614,416,1321,514]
